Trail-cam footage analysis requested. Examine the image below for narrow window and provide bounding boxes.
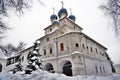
[102,54,104,56]
[46,38,49,42]
[44,49,46,56]
[60,43,64,51]
[95,48,98,54]
[103,66,105,73]
[50,48,52,54]
[90,47,93,52]
[82,44,85,49]
[50,28,52,32]
[86,46,89,50]
[76,43,79,47]
[95,66,98,73]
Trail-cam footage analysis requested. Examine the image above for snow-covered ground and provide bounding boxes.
[0,70,120,80]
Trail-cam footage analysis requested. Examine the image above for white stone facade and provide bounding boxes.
[36,16,112,76]
[0,6,112,76]
[114,64,120,74]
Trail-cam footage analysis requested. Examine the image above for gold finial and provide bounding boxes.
[61,1,64,8]
[53,7,55,14]
[70,8,72,15]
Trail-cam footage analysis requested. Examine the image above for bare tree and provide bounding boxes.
[0,0,44,39]
[0,41,26,56]
[100,0,120,37]
[16,41,26,52]
[0,18,9,39]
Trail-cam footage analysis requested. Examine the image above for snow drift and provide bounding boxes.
[0,69,120,80]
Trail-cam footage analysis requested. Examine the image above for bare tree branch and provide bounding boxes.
[100,0,120,37]
[0,41,26,57]
[0,0,44,40]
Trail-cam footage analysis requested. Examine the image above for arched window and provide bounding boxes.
[75,43,79,47]
[50,48,52,54]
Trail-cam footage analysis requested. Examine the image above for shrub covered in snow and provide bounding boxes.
[25,42,43,74]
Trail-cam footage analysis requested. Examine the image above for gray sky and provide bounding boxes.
[1,0,120,64]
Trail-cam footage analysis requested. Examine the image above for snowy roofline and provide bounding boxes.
[55,31,107,50]
[20,45,34,53]
[81,32,107,50]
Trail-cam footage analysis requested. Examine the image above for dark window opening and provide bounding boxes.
[95,48,98,54]
[44,49,46,56]
[102,54,104,56]
[46,38,49,42]
[50,28,52,32]
[82,44,85,49]
[0,64,2,72]
[95,66,98,73]
[76,43,79,47]
[50,48,52,54]
[6,55,20,66]
[90,47,93,52]
[86,46,89,50]
[100,66,102,73]
[60,43,64,51]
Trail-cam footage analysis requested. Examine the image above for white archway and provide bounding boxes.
[59,60,72,76]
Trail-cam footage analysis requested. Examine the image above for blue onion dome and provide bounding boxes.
[68,15,76,21]
[58,8,68,18]
[52,20,60,25]
[50,14,58,20]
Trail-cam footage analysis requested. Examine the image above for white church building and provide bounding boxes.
[0,2,112,76]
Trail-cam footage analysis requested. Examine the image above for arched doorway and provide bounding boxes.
[59,60,72,76]
[0,63,2,72]
[44,63,55,73]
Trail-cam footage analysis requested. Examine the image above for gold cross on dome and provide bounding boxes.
[61,1,64,8]
[53,7,55,14]
[70,8,72,15]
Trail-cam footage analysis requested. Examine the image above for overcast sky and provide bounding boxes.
[1,0,120,64]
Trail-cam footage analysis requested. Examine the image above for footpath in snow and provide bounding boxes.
[0,69,120,80]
